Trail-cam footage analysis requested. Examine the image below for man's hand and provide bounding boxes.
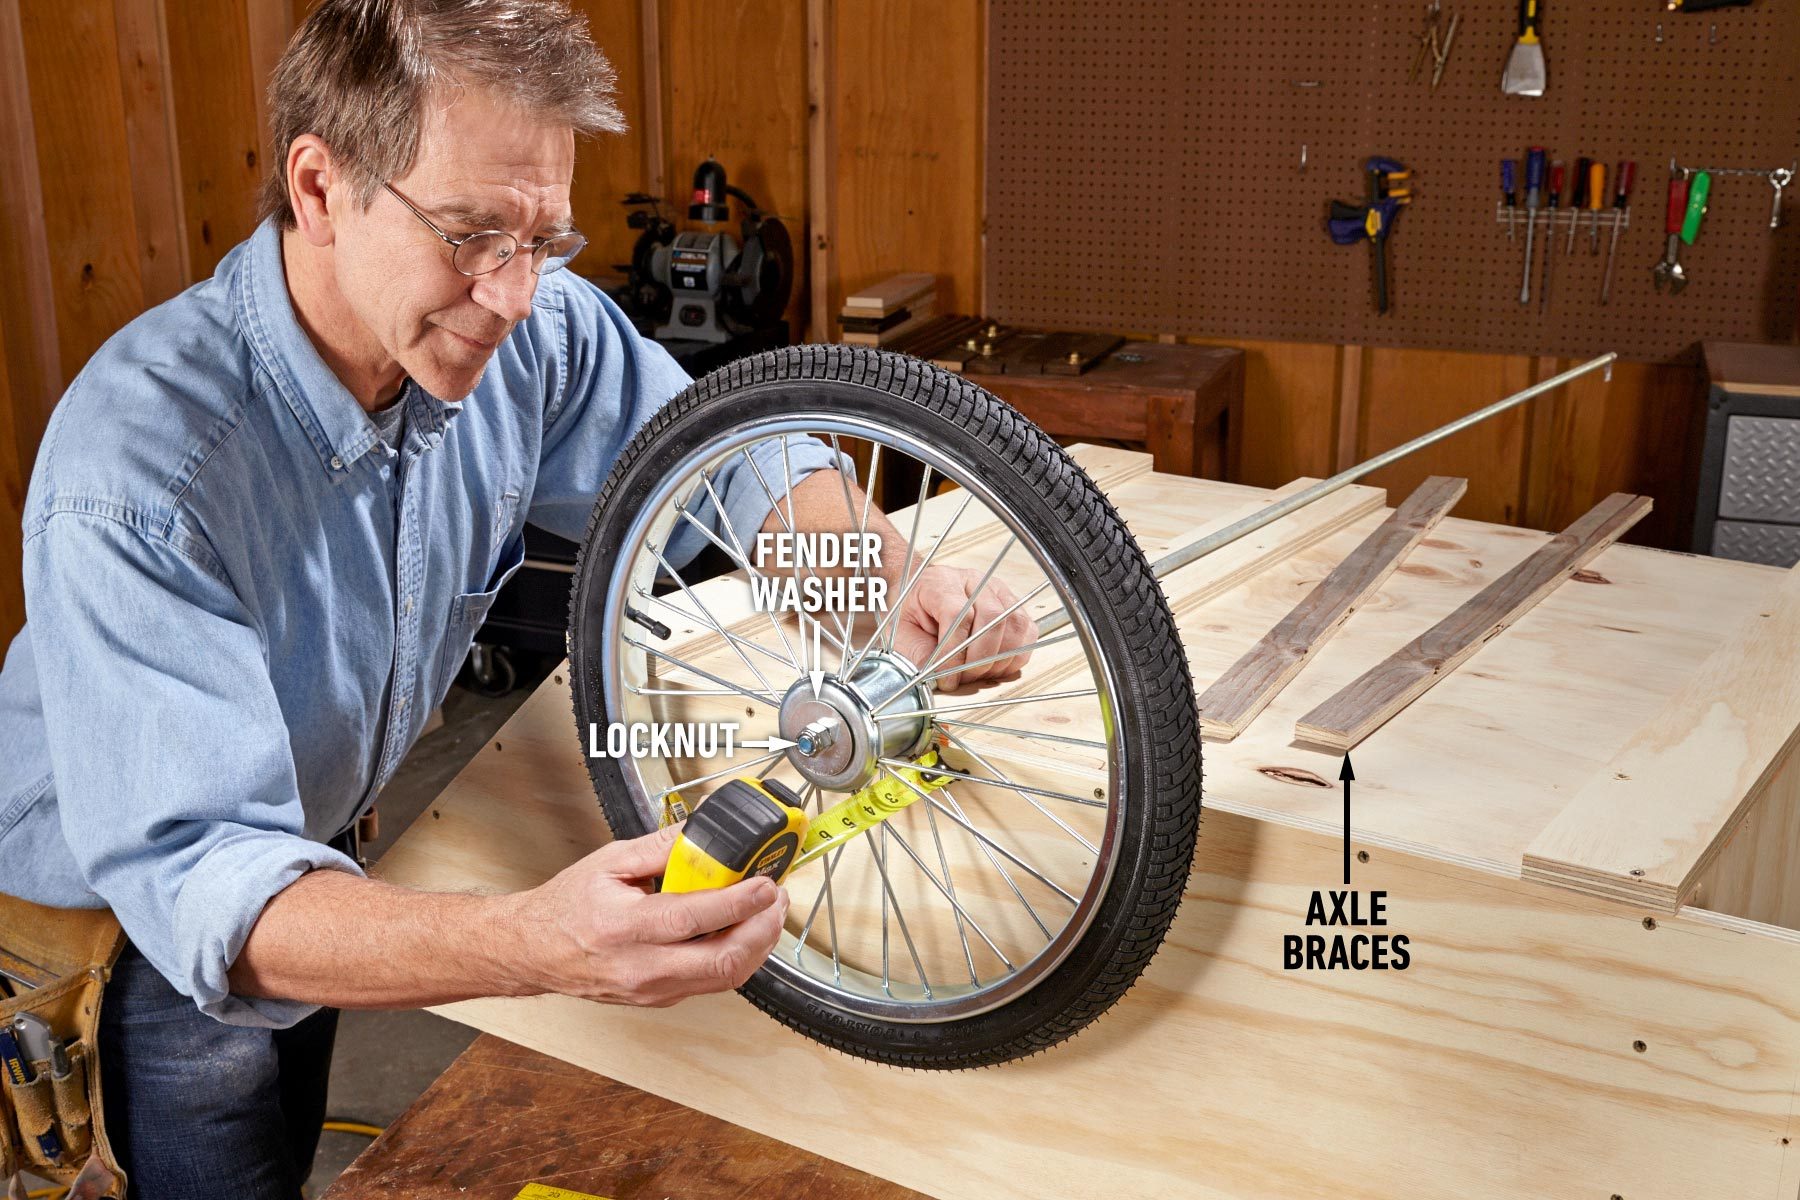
[523,825,789,1007]
[891,564,1035,692]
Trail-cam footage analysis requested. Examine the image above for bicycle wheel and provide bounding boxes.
[568,346,1200,1068]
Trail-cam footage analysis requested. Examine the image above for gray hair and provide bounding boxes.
[260,0,625,228]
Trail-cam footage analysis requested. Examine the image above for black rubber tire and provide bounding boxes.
[568,346,1201,1068]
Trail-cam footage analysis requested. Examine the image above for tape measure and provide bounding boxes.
[660,754,953,893]
[513,1185,612,1200]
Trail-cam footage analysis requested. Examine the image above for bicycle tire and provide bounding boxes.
[568,345,1201,1067]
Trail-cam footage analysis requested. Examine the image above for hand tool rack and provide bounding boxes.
[1668,156,1796,229]
[985,0,1800,362]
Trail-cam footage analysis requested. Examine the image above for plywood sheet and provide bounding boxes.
[1524,562,1800,912]
[377,710,1800,1199]
[375,446,1800,1196]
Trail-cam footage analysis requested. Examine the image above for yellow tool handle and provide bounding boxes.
[1587,162,1606,212]
[1518,0,1540,43]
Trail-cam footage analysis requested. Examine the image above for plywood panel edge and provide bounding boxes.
[1524,562,1800,914]
[1684,736,1800,931]
[398,806,1800,1200]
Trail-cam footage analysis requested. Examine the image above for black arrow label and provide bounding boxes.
[1340,753,1356,886]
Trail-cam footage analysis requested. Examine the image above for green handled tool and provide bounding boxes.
[1671,170,1709,294]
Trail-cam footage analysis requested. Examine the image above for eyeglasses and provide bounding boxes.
[383,182,588,277]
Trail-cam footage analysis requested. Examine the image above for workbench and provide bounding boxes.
[321,1034,922,1199]
[963,340,1244,480]
[376,444,1800,1199]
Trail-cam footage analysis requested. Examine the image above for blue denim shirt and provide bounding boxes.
[0,218,834,1026]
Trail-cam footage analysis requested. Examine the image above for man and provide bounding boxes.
[0,2,1031,1194]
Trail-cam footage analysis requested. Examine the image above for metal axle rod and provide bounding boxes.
[1036,351,1618,638]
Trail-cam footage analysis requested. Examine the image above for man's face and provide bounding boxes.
[330,86,576,401]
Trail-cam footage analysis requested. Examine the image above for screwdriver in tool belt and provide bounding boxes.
[1501,159,1518,242]
[1567,157,1590,254]
[0,1024,63,1165]
[1539,161,1564,313]
[1601,160,1634,304]
[1518,147,1545,304]
[1586,160,1606,253]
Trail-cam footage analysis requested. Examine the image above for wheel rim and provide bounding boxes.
[593,410,1130,1023]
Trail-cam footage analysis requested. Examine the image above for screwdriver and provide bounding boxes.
[1519,147,1546,305]
[1600,160,1635,305]
[1567,157,1590,255]
[1501,159,1518,242]
[1587,160,1606,253]
[1539,161,1564,314]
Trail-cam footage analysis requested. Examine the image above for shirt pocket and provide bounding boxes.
[435,531,526,697]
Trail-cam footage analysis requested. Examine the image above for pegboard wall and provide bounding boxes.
[985,0,1800,363]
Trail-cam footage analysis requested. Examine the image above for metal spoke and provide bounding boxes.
[745,443,854,649]
[623,637,781,709]
[869,824,932,997]
[687,470,850,662]
[940,784,1052,941]
[650,545,779,696]
[874,577,1055,710]
[875,687,1099,722]
[885,827,1015,978]
[919,630,1080,686]
[849,489,975,673]
[860,443,882,536]
[934,717,1108,752]
[675,498,802,666]
[920,791,979,985]
[881,766,1079,905]
[793,784,846,984]
[649,749,786,801]
[845,463,932,677]
[673,497,848,660]
[827,433,865,671]
[939,731,1101,853]
[916,533,1018,677]
[633,585,797,671]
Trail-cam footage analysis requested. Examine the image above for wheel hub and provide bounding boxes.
[779,650,933,792]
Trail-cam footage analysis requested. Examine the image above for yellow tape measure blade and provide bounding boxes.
[513,1184,614,1200]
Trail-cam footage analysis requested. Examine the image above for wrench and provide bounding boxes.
[1769,167,1793,230]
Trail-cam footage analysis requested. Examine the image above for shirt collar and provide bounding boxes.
[235,218,463,477]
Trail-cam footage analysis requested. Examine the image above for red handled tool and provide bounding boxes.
[1651,172,1688,292]
[1538,161,1564,313]
[1601,160,1634,304]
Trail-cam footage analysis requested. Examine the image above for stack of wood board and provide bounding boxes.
[378,445,1800,1200]
[840,272,937,345]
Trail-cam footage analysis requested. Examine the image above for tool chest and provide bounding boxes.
[1694,342,1800,566]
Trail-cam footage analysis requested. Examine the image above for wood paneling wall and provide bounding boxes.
[0,0,1709,648]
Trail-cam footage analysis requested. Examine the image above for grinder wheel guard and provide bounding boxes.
[568,347,1201,1068]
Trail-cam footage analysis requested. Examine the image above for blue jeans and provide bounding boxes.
[98,944,338,1199]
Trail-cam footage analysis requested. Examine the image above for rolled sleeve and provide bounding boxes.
[27,511,362,1028]
[527,276,853,569]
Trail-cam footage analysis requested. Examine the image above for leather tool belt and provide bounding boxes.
[0,893,127,1199]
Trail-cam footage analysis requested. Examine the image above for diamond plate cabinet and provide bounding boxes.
[1694,342,1800,566]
